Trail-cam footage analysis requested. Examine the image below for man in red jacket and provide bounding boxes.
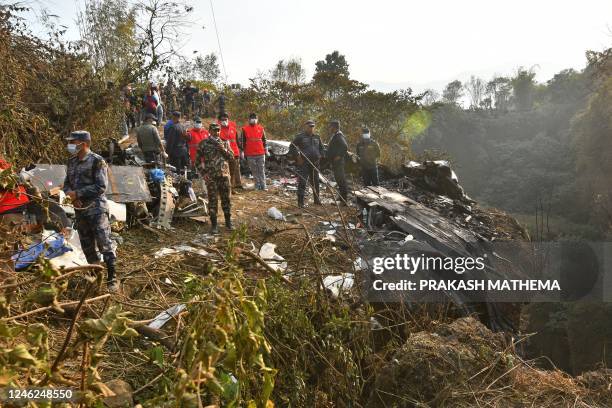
[187,116,209,166]
[217,112,242,191]
[240,113,268,190]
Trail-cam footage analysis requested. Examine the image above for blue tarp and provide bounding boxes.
[11,233,72,270]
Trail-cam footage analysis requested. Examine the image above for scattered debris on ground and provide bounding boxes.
[1,159,609,407]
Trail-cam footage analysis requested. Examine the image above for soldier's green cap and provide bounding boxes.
[209,123,220,131]
[304,119,315,126]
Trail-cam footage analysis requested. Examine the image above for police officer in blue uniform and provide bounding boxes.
[62,131,118,292]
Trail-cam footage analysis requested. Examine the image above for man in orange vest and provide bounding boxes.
[240,113,268,190]
[217,112,242,190]
[187,116,209,166]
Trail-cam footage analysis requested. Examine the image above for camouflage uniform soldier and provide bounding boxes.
[62,131,118,292]
[196,123,234,233]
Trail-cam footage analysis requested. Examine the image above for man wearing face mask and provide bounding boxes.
[196,123,234,233]
[289,120,325,208]
[62,131,118,292]
[326,120,349,203]
[240,113,268,190]
[187,116,209,166]
[217,112,242,191]
[356,127,381,186]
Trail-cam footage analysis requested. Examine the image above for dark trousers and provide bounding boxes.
[297,160,320,202]
[332,159,348,200]
[361,165,379,186]
[143,151,160,164]
[76,211,116,281]
[206,175,231,218]
[170,149,189,171]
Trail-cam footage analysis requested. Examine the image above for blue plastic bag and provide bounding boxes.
[12,233,72,270]
[149,168,165,183]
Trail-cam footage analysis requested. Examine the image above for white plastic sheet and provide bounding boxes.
[148,304,187,329]
[322,273,354,298]
[258,243,287,273]
[267,207,285,221]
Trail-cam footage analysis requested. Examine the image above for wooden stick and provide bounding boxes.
[2,293,111,321]
[237,248,293,286]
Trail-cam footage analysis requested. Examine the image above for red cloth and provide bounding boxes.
[218,120,239,157]
[0,157,29,214]
[188,127,209,164]
[242,124,266,156]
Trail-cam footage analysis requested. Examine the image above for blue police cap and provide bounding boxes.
[66,130,91,142]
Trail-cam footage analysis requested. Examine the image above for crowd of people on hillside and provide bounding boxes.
[121,80,223,137]
[1,79,383,295]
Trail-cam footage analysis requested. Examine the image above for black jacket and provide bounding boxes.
[327,131,348,162]
[289,132,325,161]
[356,138,381,167]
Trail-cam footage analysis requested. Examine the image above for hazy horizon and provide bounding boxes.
[23,0,612,92]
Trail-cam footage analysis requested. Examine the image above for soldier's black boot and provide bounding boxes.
[105,259,119,293]
[210,214,219,234]
[298,194,305,208]
[224,212,234,231]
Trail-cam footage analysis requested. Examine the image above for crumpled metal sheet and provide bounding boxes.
[267,140,291,156]
[29,164,151,203]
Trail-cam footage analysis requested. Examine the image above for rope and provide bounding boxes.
[208,0,228,83]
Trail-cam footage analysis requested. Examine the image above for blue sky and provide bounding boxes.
[26,0,612,92]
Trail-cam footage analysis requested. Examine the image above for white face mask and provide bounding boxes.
[194,123,202,129]
[249,118,257,125]
[362,133,371,140]
[221,120,229,127]
[67,143,81,155]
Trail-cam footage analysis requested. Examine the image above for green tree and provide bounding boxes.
[486,76,512,111]
[194,53,220,83]
[314,50,349,76]
[442,80,463,104]
[572,49,612,231]
[76,0,138,81]
[511,67,537,111]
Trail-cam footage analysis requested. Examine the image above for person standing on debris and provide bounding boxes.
[218,112,242,190]
[240,113,268,190]
[196,123,234,233]
[356,127,381,186]
[163,111,175,141]
[166,111,189,171]
[202,89,211,117]
[62,131,118,292]
[187,116,209,166]
[151,83,164,124]
[289,119,325,208]
[217,92,226,116]
[143,88,158,121]
[182,81,198,117]
[136,113,166,164]
[326,120,349,203]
